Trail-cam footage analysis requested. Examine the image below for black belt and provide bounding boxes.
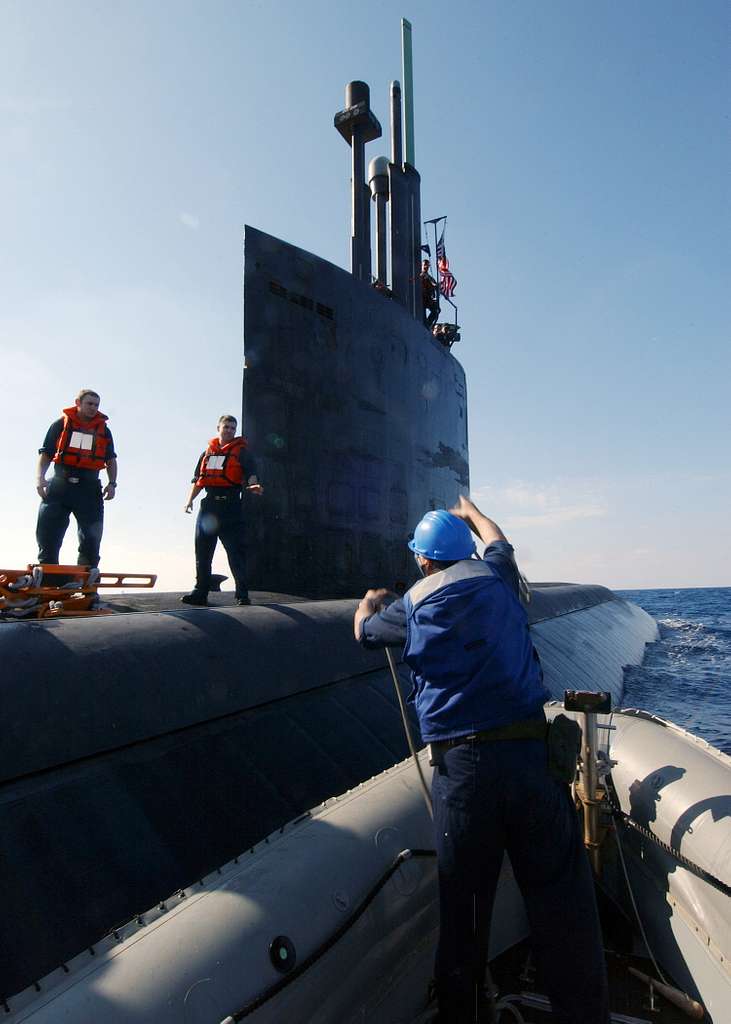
[432,716,548,754]
[207,492,241,501]
[55,470,97,484]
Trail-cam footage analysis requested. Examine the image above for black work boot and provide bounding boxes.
[180,591,208,607]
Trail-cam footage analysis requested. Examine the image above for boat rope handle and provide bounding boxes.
[608,800,731,898]
[218,848,437,1022]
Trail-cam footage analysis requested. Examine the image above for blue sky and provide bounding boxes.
[1,0,728,590]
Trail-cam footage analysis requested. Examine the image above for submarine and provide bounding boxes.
[1,23,729,1024]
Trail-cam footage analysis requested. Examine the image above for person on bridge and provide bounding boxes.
[36,388,117,569]
[181,414,263,607]
[421,258,439,330]
[353,496,608,1024]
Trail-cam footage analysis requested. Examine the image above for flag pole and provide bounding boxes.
[433,219,441,323]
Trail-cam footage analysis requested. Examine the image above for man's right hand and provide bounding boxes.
[449,494,507,546]
[449,494,478,526]
[184,502,194,514]
[36,481,48,500]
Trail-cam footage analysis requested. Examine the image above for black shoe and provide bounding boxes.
[235,597,251,606]
[181,592,208,607]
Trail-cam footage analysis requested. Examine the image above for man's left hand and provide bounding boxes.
[363,587,390,609]
[103,483,117,501]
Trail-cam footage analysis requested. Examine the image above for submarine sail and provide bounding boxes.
[242,226,468,599]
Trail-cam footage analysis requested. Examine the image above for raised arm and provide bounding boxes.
[448,495,508,546]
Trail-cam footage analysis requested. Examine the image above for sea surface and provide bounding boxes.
[616,587,731,756]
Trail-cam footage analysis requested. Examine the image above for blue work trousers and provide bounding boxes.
[432,738,609,1024]
[36,476,104,567]
[194,493,248,599]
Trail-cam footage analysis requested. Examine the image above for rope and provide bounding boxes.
[608,802,731,898]
[611,821,669,987]
[385,647,433,819]
[219,848,436,1022]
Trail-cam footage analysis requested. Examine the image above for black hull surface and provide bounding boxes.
[0,586,657,1000]
[242,226,469,598]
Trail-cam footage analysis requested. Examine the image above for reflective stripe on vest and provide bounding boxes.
[407,558,495,611]
[196,437,247,488]
[53,408,109,472]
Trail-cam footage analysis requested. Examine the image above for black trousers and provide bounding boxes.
[36,476,104,567]
[424,301,439,330]
[194,493,248,599]
[432,738,609,1024]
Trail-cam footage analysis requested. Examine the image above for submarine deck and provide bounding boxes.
[101,589,310,612]
[59,580,609,615]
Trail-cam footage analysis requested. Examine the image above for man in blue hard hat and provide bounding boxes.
[354,496,608,1024]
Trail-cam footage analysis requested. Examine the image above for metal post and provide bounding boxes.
[375,193,387,284]
[433,219,442,324]
[401,19,415,167]
[564,690,612,876]
[580,709,600,873]
[334,81,382,282]
[390,80,402,167]
[351,121,366,278]
[369,156,389,286]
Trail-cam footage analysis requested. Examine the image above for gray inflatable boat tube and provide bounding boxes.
[547,704,731,1024]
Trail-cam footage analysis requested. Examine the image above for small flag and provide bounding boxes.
[421,243,431,256]
[436,228,457,298]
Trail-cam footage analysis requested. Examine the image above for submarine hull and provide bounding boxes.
[0,585,657,1003]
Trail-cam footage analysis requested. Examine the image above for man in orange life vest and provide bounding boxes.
[181,414,263,607]
[36,388,118,568]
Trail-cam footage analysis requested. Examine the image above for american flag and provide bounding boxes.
[436,228,457,298]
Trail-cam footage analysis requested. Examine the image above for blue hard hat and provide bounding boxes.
[407,510,476,561]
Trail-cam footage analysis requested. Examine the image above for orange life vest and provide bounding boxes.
[196,436,247,488]
[53,406,111,472]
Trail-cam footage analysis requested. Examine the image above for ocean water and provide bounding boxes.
[616,587,731,756]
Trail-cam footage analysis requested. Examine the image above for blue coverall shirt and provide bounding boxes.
[360,542,549,741]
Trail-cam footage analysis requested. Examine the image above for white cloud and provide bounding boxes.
[472,478,608,530]
[179,212,200,230]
